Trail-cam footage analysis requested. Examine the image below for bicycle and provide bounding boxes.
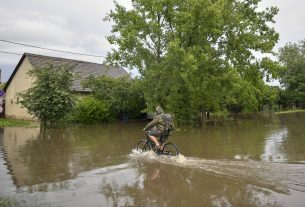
[136,131,179,156]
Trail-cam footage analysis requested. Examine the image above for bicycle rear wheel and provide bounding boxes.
[162,143,179,156]
[136,140,151,152]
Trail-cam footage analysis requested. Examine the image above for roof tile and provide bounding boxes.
[25,53,130,92]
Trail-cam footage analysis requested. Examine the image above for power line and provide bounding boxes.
[0,50,23,56]
[0,39,105,58]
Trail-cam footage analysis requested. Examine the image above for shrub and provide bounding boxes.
[19,64,76,127]
[72,97,112,123]
[82,76,146,119]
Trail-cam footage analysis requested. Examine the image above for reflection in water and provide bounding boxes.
[0,128,16,196]
[98,159,282,207]
[0,113,305,206]
[1,127,40,187]
[261,128,288,162]
[0,125,142,189]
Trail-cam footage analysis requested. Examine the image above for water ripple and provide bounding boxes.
[130,149,305,194]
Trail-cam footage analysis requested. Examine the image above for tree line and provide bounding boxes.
[18,0,305,126]
[103,0,304,122]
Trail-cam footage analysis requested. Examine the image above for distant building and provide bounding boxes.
[3,53,129,120]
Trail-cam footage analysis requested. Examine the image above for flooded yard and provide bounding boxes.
[1,112,305,206]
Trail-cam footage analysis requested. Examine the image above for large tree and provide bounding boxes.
[278,40,305,108]
[105,0,279,122]
[19,64,76,127]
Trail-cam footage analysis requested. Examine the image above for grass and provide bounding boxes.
[0,197,22,207]
[0,118,37,127]
[275,109,305,115]
[0,197,52,207]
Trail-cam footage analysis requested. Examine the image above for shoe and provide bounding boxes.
[154,145,161,151]
[156,149,163,155]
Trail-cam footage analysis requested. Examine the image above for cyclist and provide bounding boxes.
[143,106,175,150]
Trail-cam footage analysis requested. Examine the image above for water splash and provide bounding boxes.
[129,149,305,194]
[234,154,254,160]
[175,154,187,163]
[130,149,156,159]
[129,148,187,163]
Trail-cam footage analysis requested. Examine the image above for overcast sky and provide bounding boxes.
[1,0,305,82]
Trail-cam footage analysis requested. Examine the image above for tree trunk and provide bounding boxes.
[41,118,47,129]
[200,109,205,125]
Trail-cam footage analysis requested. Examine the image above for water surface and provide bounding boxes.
[0,113,305,206]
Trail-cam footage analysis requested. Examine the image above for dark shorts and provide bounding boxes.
[147,128,162,137]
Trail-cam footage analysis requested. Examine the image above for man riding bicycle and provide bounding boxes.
[143,106,175,150]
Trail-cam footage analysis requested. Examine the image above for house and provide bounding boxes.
[3,53,129,120]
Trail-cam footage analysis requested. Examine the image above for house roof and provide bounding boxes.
[4,53,130,92]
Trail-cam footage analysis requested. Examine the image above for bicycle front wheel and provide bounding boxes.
[162,143,179,156]
[136,140,151,152]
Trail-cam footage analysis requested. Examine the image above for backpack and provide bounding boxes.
[161,114,174,131]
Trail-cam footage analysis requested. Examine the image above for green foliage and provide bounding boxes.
[82,75,146,118]
[105,0,279,122]
[278,40,305,108]
[72,96,112,123]
[19,64,76,127]
[0,197,45,207]
[211,109,230,118]
[0,118,35,127]
[0,197,22,207]
[261,85,280,109]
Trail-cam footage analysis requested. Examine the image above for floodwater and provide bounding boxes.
[0,113,305,207]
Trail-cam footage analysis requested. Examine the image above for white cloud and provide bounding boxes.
[0,0,304,82]
[260,0,305,49]
[0,9,70,42]
[0,0,135,81]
